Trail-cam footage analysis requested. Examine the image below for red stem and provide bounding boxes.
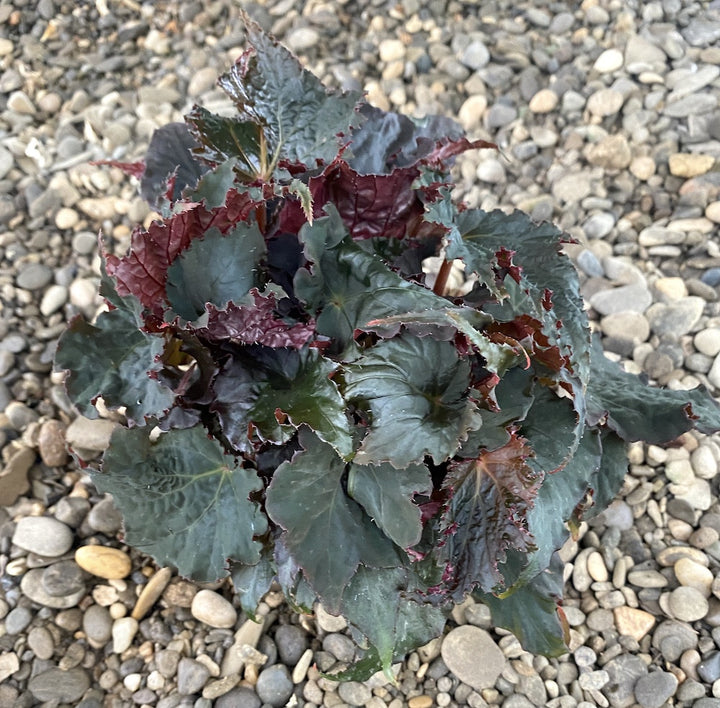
[433,258,453,296]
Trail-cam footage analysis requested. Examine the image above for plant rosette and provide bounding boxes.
[55,15,720,681]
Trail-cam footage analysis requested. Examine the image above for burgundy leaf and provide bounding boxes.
[105,190,261,314]
[439,433,541,600]
[197,289,316,348]
[91,159,146,180]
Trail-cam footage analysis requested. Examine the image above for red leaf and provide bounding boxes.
[91,159,146,180]
[197,289,316,348]
[439,433,541,599]
[105,189,261,314]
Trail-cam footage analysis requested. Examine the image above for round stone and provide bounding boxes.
[27,626,55,660]
[75,545,132,579]
[630,156,656,180]
[441,625,506,690]
[675,558,713,596]
[177,657,211,695]
[255,665,293,707]
[42,560,85,597]
[112,616,138,653]
[13,516,73,557]
[669,586,709,621]
[28,668,90,703]
[15,263,52,291]
[83,604,113,647]
[593,48,624,73]
[191,589,237,629]
[21,569,85,609]
[54,207,79,230]
[528,88,558,113]
[634,671,678,708]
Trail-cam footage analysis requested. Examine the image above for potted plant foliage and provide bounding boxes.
[55,16,720,680]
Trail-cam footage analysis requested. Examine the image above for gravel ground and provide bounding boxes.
[2,0,720,706]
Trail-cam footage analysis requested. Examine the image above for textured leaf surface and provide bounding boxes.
[587,337,720,442]
[265,430,398,611]
[476,555,568,657]
[295,209,463,349]
[198,289,315,347]
[165,223,265,321]
[217,18,360,170]
[97,426,266,580]
[213,346,351,457]
[344,334,478,467]
[105,192,260,313]
[440,433,541,598]
[348,462,431,548]
[335,566,447,681]
[54,295,174,424]
[186,105,263,179]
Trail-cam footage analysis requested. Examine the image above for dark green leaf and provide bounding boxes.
[191,159,242,209]
[186,105,263,180]
[586,430,629,518]
[249,347,353,459]
[347,462,431,548]
[475,554,568,657]
[334,566,447,682]
[54,293,174,424]
[294,208,463,350]
[587,336,720,443]
[230,554,276,621]
[166,223,266,321]
[97,426,266,580]
[265,429,399,611]
[217,17,361,172]
[343,334,480,467]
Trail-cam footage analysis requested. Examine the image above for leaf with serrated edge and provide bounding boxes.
[166,222,266,321]
[97,426,266,581]
[348,462,431,548]
[54,294,174,424]
[475,554,568,657]
[333,566,447,682]
[265,429,398,612]
[217,15,361,172]
[295,208,471,350]
[587,335,720,443]
[439,433,541,599]
[343,334,479,467]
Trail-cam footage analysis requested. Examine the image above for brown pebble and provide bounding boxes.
[163,579,197,608]
[0,446,34,505]
[613,606,656,641]
[132,567,173,620]
[75,545,132,579]
[38,420,68,467]
[408,697,434,708]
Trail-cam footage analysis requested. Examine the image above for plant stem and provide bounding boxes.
[433,258,453,296]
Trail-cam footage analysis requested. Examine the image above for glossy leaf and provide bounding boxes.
[54,292,174,424]
[344,334,479,467]
[165,222,265,321]
[217,15,361,172]
[476,554,568,657]
[587,336,720,443]
[348,462,431,548]
[295,209,466,349]
[98,425,266,580]
[335,566,447,681]
[439,433,541,599]
[265,430,398,611]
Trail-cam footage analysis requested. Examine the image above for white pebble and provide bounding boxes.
[112,617,138,653]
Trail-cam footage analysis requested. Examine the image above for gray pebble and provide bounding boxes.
[255,665,294,707]
[633,670,678,708]
[42,560,85,597]
[698,650,720,683]
[322,632,357,663]
[5,606,33,634]
[176,657,210,695]
[338,681,372,706]
[87,496,124,535]
[28,667,90,702]
[12,516,73,557]
[54,497,90,528]
[83,604,113,647]
[27,626,55,659]
[15,263,52,291]
[215,686,261,708]
[274,624,308,666]
[602,654,648,707]
[21,568,86,609]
